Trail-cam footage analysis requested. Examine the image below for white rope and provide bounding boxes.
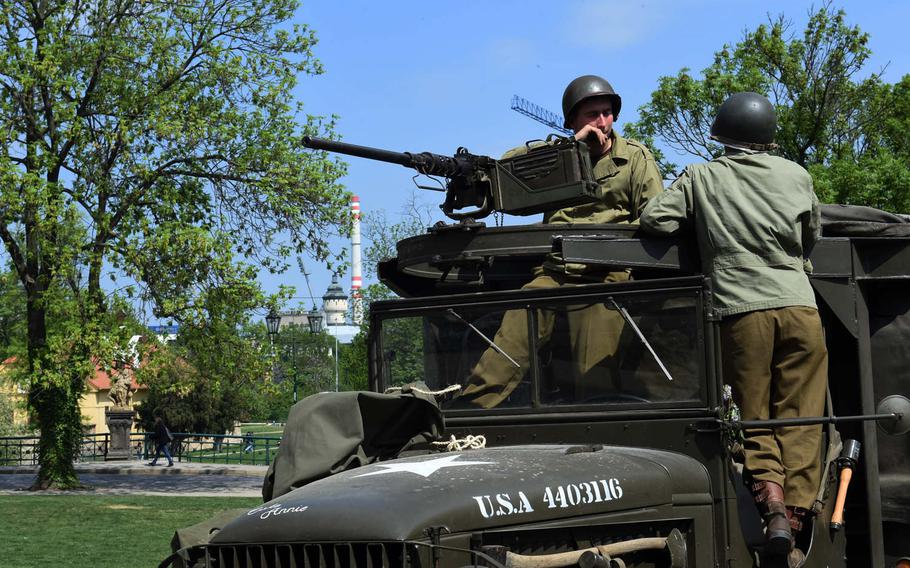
[432,434,486,451]
[384,384,462,397]
[383,384,485,451]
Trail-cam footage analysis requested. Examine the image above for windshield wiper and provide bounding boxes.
[608,297,674,382]
[447,309,521,368]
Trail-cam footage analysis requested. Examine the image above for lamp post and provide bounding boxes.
[265,309,280,387]
[267,307,324,404]
[265,309,281,343]
[307,305,324,334]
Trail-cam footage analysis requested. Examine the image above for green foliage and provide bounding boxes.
[338,329,369,392]
[270,323,336,398]
[625,3,910,213]
[879,75,910,160]
[810,152,910,213]
[24,288,146,488]
[0,391,18,435]
[0,270,26,359]
[334,282,398,393]
[136,289,274,434]
[0,0,349,485]
[380,315,426,387]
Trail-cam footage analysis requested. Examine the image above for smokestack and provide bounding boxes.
[351,195,363,324]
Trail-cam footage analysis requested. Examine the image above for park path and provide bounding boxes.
[0,460,267,497]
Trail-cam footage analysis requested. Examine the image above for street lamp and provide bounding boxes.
[265,309,280,388]
[265,309,281,341]
[268,307,324,403]
[307,305,323,334]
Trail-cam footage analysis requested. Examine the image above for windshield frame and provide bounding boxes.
[369,275,713,417]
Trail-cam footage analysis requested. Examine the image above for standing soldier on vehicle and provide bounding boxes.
[639,92,827,566]
[460,74,664,408]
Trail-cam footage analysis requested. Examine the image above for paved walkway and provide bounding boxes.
[0,459,268,497]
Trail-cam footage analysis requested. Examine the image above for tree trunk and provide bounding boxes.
[25,295,83,490]
[29,377,84,490]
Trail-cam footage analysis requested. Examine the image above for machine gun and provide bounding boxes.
[303,135,602,221]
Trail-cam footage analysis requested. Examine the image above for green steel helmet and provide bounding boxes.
[562,75,622,128]
[710,92,778,151]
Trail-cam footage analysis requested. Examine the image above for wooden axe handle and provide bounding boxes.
[830,467,853,529]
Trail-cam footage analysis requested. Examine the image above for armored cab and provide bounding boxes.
[182,206,909,568]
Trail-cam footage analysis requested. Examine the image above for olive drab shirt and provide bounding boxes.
[639,151,819,319]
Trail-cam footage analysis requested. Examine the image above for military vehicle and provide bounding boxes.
[162,138,910,568]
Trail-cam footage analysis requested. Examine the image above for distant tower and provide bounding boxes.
[350,195,364,324]
[322,275,348,326]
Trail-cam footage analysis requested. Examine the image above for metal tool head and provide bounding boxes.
[839,439,861,467]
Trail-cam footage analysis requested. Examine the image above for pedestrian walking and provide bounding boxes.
[148,415,175,467]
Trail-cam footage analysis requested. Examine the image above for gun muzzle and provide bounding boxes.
[831,439,861,531]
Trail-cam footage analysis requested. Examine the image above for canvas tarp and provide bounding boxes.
[262,386,444,502]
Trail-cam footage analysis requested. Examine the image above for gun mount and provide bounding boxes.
[303,135,602,221]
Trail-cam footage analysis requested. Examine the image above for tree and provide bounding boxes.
[337,330,368,392]
[807,74,910,213]
[269,322,335,401]
[0,391,18,435]
[0,270,26,359]
[0,0,349,488]
[136,280,275,434]
[624,3,910,213]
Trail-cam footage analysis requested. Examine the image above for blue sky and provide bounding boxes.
[261,0,910,313]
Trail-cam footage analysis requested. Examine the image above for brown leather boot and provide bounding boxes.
[751,480,791,555]
[786,507,811,567]
[786,506,811,533]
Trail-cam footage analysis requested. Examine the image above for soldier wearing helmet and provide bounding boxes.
[545,74,661,228]
[640,92,827,566]
[460,75,663,409]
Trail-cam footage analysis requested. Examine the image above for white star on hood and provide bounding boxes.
[353,453,494,478]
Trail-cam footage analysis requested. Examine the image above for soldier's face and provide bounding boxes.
[570,98,614,135]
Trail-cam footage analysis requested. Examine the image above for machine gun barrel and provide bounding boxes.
[302,136,469,178]
[303,134,601,221]
[303,136,412,166]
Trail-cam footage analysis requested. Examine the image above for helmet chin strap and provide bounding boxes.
[710,134,778,152]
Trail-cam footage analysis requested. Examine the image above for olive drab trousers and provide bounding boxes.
[460,268,629,409]
[720,306,829,510]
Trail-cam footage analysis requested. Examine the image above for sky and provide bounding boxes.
[258,0,910,315]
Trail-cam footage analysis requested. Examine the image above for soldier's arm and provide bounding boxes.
[639,170,693,236]
[801,178,821,257]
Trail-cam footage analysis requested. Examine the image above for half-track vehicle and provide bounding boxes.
[163,138,910,568]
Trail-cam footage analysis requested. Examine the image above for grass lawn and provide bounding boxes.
[0,494,260,568]
[238,423,284,436]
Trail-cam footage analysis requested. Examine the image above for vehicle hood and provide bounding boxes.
[213,444,711,544]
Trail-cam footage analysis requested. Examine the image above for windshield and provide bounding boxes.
[376,288,706,411]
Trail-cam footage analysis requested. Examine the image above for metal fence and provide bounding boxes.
[164,433,280,466]
[0,432,281,466]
